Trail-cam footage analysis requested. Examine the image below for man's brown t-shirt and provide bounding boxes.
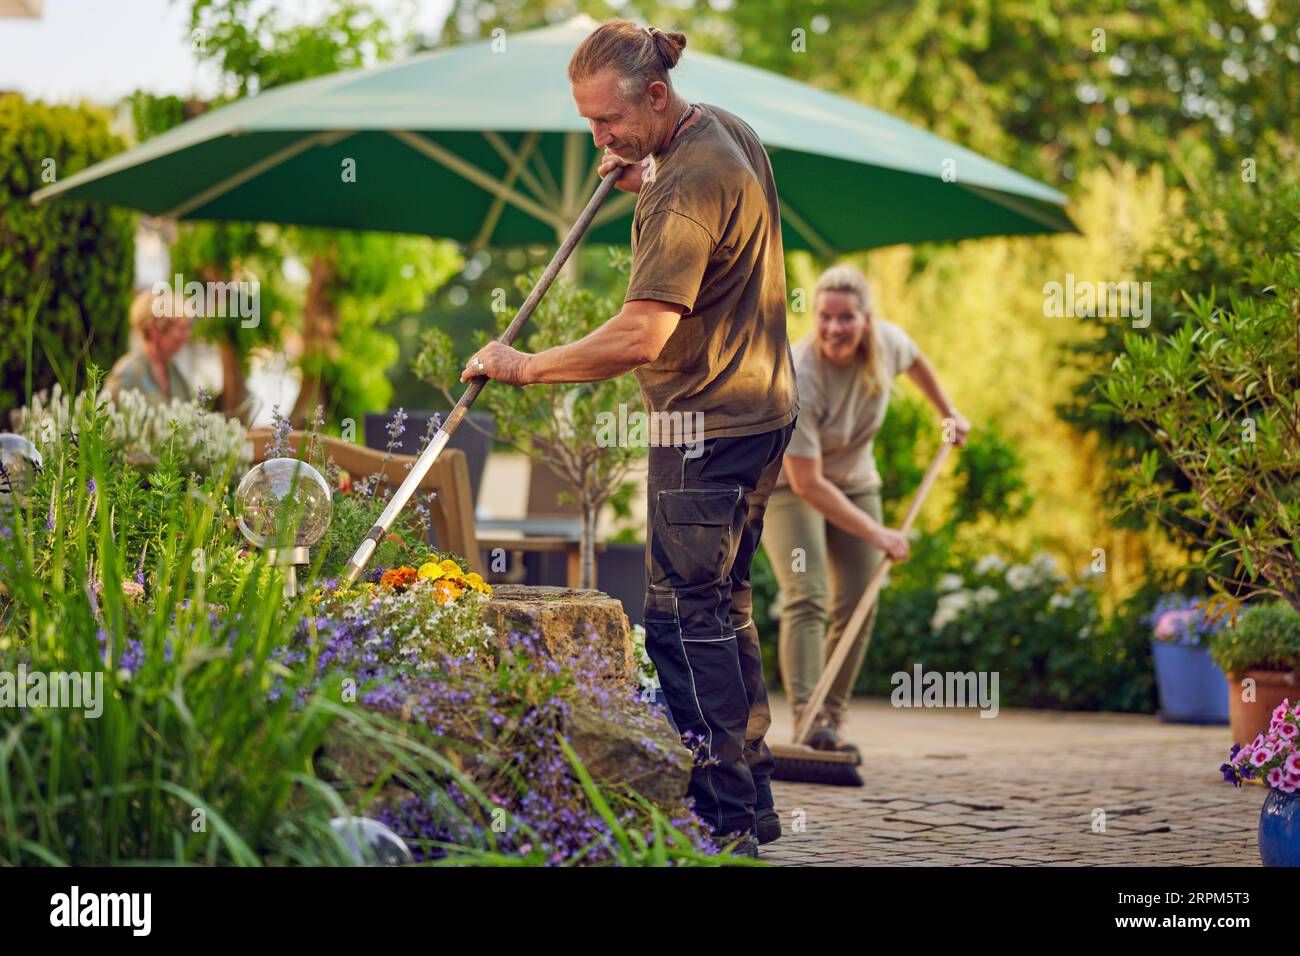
[624,103,799,442]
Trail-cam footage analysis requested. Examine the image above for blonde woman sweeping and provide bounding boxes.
[761,264,969,752]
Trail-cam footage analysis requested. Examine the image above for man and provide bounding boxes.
[460,19,798,856]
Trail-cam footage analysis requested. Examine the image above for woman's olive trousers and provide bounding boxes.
[760,485,884,721]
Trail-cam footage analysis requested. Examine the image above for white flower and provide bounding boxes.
[1031,552,1058,575]
[938,590,974,613]
[973,586,999,607]
[931,605,960,631]
[1005,564,1034,591]
[974,554,1007,575]
[937,574,965,593]
[1048,592,1074,610]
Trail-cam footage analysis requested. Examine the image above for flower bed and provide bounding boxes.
[0,389,746,866]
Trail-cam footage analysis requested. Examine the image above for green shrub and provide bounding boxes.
[1094,174,1300,614]
[857,553,1153,712]
[1210,602,1300,676]
[0,95,135,411]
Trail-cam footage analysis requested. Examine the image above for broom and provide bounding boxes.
[770,441,952,786]
[338,168,621,584]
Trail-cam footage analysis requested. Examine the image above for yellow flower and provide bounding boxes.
[431,577,464,604]
[438,559,461,577]
[418,562,442,580]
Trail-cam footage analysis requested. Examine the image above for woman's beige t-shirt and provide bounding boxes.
[774,320,919,495]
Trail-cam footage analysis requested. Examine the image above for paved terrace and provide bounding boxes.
[762,696,1262,866]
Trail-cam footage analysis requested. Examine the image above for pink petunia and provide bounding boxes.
[1274,703,1292,723]
[1279,722,1300,741]
[1251,748,1273,768]
[1286,753,1300,777]
[1280,776,1300,794]
[1268,767,1287,788]
[1155,609,1195,638]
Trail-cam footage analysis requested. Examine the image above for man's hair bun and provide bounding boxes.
[646,26,687,70]
[568,19,689,97]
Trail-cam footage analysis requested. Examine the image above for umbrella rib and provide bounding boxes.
[475,131,543,249]
[163,130,351,219]
[389,130,567,234]
[956,183,1076,232]
[777,197,835,259]
[481,130,559,214]
[529,146,562,201]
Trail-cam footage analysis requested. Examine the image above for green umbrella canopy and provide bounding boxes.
[32,16,1075,253]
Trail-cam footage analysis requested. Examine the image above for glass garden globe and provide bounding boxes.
[0,433,43,509]
[329,816,414,866]
[233,458,333,550]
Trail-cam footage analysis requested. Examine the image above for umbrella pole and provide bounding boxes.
[338,169,622,585]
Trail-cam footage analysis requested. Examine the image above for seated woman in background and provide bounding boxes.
[760,264,969,752]
[102,288,195,405]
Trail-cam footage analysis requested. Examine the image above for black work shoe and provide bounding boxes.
[808,725,860,757]
[756,808,781,845]
[719,833,759,859]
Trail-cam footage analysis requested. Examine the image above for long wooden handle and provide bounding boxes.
[792,441,953,745]
[339,169,623,584]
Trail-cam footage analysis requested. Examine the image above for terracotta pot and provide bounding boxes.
[1226,669,1300,744]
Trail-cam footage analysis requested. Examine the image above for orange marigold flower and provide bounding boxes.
[379,566,419,591]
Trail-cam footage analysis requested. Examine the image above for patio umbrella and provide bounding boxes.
[31,16,1074,253]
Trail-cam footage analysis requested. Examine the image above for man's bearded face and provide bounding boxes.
[572,69,660,162]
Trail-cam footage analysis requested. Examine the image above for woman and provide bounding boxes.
[102,288,195,405]
[761,264,969,752]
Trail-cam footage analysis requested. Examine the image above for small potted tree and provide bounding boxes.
[413,254,645,590]
[1147,594,1229,724]
[1210,602,1300,746]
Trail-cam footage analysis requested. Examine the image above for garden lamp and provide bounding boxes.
[234,458,332,598]
[329,816,414,866]
[0,433,43,510]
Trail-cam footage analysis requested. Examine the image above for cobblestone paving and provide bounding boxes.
[762,696,1263,866]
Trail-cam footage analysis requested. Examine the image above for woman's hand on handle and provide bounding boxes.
[945,410,972,447]
[870,524,911,563]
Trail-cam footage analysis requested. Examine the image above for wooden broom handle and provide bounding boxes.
[792,441,953,745]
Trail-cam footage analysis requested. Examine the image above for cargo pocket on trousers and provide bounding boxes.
[650,487,740,593]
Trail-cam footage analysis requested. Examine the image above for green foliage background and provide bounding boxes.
[0,96,136,412]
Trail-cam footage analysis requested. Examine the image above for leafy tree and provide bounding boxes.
[135,0,461,427]
[413,253,643,588]
[1097,181,1300,615]
[0,95,135,412]
[446,0,1300,189]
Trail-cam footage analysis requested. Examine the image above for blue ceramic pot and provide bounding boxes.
[1150,639,1229,724]
[1259,788,1300,867]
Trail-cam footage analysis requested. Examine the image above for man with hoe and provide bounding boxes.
[461,19,797,856]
